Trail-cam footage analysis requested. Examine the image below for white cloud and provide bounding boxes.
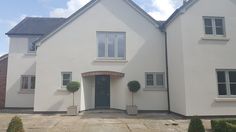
[148,0,182,20]
[50,0,90,17]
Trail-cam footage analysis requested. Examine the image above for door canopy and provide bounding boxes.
[82,71,125,78]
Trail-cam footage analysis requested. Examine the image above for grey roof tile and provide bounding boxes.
[6,17,66,36]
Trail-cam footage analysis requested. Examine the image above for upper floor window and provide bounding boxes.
[28,37,39,53]
[97,32,126,60]
[217,70,236,97]
[61,72,72,87]
[145,72,165,88]
[21,75,35,90]
[203,17,225,36]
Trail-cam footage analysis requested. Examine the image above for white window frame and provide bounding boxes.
[96,31,126,60]
[28,37,39,53]
[61,72,72,88]
[21,75,35,90]
[203,16,226,36]
[216,70,236,98]
[145,72,165,89]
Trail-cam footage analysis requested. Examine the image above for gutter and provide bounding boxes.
[164,31,171,113]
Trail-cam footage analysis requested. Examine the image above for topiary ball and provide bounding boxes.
[66,81,80,93]
[127,81,141,93]
[7,116,24,132]
[188,116,205,132]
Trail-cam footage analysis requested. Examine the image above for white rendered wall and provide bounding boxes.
[5,36,37,108]
[180,0,236,116]
[34,0,167,112]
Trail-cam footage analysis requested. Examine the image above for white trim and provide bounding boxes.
[96,32,126,60]
[216,70,236,97]
[145,72,166,89]
[203,16,226,36]
[215,98,236,102]
[61,72,72,88]
[201,36,230,41]
[20,75,35,90]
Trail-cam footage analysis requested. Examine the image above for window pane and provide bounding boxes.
[117,34,125,58]
[230,84,236,95]
[215,19,223,27]
[28,37,39,52]
[63,80,70,86]
[229,72,236,83]
[156,74,164,86]
[108,33,115,57]
[217,71,225,83]
[218,84,227,95]
[216,27,224,35]
[63,74,71,80]
[146,74,154,86]
[31,76,35,89]
[205,27,213,34]
[21,77,28,89]
[97,33,106,57]
[204,18,212,26]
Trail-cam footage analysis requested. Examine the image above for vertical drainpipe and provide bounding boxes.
[164,30,171,113]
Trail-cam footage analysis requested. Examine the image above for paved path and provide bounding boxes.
[0,111,212,132]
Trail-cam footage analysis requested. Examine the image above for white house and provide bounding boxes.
[5,0,236,116]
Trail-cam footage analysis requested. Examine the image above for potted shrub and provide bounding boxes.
[126,80,141,115]
[66,81,80,116]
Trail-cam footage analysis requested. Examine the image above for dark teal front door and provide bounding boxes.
[95,75,110,108]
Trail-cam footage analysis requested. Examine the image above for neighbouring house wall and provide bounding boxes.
[166,16,187,115]
[181,0,236,116]
[0,55,8,108]
[5,36,37,108]
[35,0,167,112]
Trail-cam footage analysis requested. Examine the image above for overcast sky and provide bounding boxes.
[0,0,183,56]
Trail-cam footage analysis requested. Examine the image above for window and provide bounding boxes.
[28,37,39,52]
[62,72,72,87]
[97,32,126,59]
[145,72,165,88]
[203,17,225,36]
[21,75,35,90]
[217,70,236,96]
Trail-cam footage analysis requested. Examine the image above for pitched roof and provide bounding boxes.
[0,54,8,62]
[160,0,198,30]
[6,17,66,36]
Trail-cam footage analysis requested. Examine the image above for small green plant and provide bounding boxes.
[127,81,141,106]
[226,122,236,132]
[66,81,80,106]
[7,116,24,132]
[188,116,205,132]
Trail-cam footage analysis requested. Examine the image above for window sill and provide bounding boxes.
[94,59,128,63]
[201,36,230,41]
[57,89,69,92]
[215,98,236,102]
[18,89,35,94]
[143,88,167,91]
[25,52,36,56]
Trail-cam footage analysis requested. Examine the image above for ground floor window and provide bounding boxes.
[61,72,72,87]
[21,75,35,90]
[217,70,236,96]
[145,72,165,88]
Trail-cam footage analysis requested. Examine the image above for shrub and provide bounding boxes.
[211,120,227,132]
[7,116,24,132]
[226,122,236,132]
[188,116,205,132]
[66,81,80,106]
[211,120,236,132]
[127,81,141,106]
